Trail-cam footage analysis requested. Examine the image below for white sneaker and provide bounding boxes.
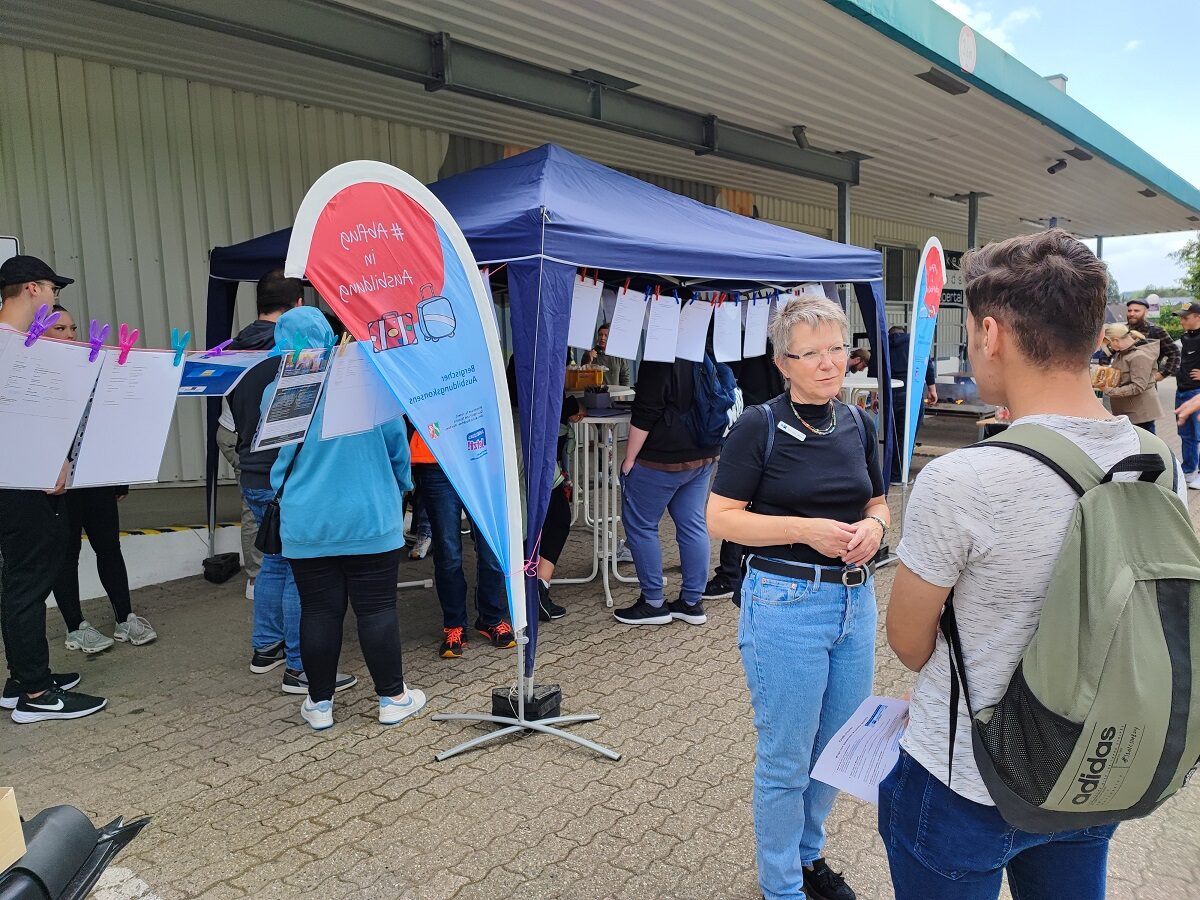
[300,697,334,731]
[113,614,157,646]
[245,579,255,600]
[408,535,432,560]
[615,540,633,564]
[1187,473,1200,491]
[64,621,114,654]
[379,686,427,725]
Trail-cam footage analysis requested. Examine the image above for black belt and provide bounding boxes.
[746,555,874,588]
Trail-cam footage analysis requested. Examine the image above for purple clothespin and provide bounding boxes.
[117,323,140,365]
[201,339,233,359]
[170,328,190,367]
[24,304,60,347]
[88,319,110,362]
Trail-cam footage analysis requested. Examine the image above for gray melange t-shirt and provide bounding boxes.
[897,414,1188,805]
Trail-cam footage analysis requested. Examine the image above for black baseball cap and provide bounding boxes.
[0,255,74,290]
[1178,303,1200,317]
[1126,298,1149,309]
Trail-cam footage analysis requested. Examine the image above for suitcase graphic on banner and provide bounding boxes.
[368,310,419,352]
[416,283,457,342]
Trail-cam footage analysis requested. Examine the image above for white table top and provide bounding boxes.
[842,373,903,390]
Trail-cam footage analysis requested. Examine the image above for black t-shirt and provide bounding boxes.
[711,394,885,566]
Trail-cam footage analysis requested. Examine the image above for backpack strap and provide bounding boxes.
[745,402,775,514]
[939,597,975,789]
[845,402,869,454]
[1133,428,1179,493]
[976,423,1106,496]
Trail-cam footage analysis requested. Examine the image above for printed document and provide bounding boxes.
[743,296,771,358]
[567,278,605,350]
[252,348,332,451]
[642,295,681,363]
[713,300,743,362]
[605,286,646,360]
[676,299,713,362]
[811,696,908,804]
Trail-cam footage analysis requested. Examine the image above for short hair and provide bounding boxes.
[257,269,304,315]
[1,283,24,301]
[52,303,68,314]
[597,323,610,332]
[962,229,1107,369]
[769,295,849,364]
[849,347,871,362]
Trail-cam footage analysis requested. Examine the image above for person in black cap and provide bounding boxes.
[0,254,107,722]
[1173,302,1200,490]
[1125,296,1179,382]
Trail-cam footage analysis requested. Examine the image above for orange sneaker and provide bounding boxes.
[440,626,465,658]
[475,620,516,649]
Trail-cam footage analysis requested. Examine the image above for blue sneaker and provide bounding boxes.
[300,697,333,731]
[379,686,427,725]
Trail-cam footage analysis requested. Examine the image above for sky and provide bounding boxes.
[932,0,1200,292]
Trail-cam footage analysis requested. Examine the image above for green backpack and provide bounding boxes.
[942,423,1200,833]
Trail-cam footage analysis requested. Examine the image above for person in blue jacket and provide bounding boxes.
[267,308,425,731]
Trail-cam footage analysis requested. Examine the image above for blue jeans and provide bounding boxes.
[621,461,714,606]
[739,562,877,899]
[879,749,1116,899]
[1177,388,1200,472]
[415,464,507,629]
[242,487,302,671]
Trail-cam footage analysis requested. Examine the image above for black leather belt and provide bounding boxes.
[746,555,874,588]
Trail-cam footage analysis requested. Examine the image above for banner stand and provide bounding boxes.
[432,636,622,761]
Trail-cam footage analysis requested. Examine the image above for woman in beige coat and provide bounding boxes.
[1103,324,1164,432]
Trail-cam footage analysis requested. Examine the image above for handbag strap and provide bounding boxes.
[272,439,304,502]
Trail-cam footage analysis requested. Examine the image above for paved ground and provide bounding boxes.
[4,404,1199,899]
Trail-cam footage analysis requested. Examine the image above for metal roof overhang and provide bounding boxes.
[9,0,1199,243]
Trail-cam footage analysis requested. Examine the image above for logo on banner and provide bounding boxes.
[427,422,441,440]
[467,428,487,457]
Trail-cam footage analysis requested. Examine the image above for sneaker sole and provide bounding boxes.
[12,699,107,723]
[282,677,358,695]
[114,633,157,646]
[300,712,334,731]
[250,658,287,674]
[440,648,463,658]
[476,629,516,648]
[701,590,734,600]
[540,609,566,620]
[64,639,114,653]
[613,613,672,625]
[0,673,81,710]
[670,611,708,625]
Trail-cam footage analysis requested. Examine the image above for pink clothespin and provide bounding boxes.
[170,328,190,367]
[88,319,110,362]
[117,323,140,365]
[201,339,233,359]
[24,304,60,347]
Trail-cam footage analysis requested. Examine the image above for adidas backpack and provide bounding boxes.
[942,423,1200,833]
[682,355,739,448]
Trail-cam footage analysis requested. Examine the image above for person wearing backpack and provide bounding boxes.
[707,296,887,900]
[883,230,1195,900]
[613,354,732,625]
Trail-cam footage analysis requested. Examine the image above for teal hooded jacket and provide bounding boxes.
[265,307,412,559]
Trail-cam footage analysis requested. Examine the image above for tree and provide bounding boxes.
[1171,235,1200,299]
[1105,267,1121,301]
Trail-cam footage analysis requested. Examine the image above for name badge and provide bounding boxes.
[777,421,806,442]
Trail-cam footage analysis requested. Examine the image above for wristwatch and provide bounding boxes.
[867,514,888,537]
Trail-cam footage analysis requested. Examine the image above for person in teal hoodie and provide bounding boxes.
[267,307,425,730]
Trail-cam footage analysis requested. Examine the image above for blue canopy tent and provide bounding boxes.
[203,145,890,675]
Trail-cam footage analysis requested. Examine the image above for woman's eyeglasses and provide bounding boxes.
[784,344,850,365]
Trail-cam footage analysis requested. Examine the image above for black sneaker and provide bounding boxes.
[1,673,81,710]
[667,597,707,625]
[281,668,358,695]
[613,597,672,625]
[803,858,856,900]
[701,577,734,600]
[538,581,566,621]
[476,620,517,649]
[250,640,286,674]
[11,687,107,724]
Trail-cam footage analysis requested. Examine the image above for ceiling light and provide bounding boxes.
[791,125,811,150]
[1065,147,1093,161]
[915,67,970,96]
[1046,159,1067,175]
[1138,188,1158,198]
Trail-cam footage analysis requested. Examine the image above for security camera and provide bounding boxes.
[1046,159,1067,175]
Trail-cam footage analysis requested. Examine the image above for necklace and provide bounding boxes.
[789,398,837,435]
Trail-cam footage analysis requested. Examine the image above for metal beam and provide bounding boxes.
[967,192,980,249]
[1095,235,1104,259]
[837,183,851,244]
[99,0,859,186]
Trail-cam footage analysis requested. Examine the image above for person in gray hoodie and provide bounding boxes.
[229,270,355,697]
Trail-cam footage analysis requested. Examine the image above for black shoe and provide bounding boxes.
[476,620,517,648]
[613,597,672,625]
[11,687,107,724]
[538,581,566,622]
[250,640,286,674]
[281,668,358,695]
[803,858,855,900]
[667,597,707,625]
[1,673,80,711]
[701,577,734,600]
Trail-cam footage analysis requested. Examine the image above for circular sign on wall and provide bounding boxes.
[958,25,978,73]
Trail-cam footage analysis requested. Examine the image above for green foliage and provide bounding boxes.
[1172,236,1200,300]
[1157,306,1184,341]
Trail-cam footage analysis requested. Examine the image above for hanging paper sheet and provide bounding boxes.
[567,275,605,350]
[642,292,681,362]
[321,341,405,439]
[676,298,713,362]
[605,285,646,360]
[743,295,771,358]
[713,297,743,362]
[251,347,332,452]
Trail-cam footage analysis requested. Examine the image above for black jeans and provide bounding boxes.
[289,549,404,702]
[0,490,67,693]
[716,540,747,605]
[539,483,571,567]
[52,487,133,632]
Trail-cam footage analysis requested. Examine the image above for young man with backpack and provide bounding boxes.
[614,354,735,626]
[882,230,1196,899]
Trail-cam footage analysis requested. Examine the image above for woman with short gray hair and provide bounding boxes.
[707,295,888,900]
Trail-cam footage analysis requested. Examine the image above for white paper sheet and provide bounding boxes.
[252,347,332,451]
[713,299,743,362]
[642,294,681,362]
[567,277,605,350]
[321,342,405,439]
[604,286,646,360]
[0,329,101,489]
[71,348,185,487]
[811,696,909,805]
[743,296,771,358]
[676,298,714,362]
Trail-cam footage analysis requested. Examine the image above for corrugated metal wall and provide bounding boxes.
[0,45,449,485]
